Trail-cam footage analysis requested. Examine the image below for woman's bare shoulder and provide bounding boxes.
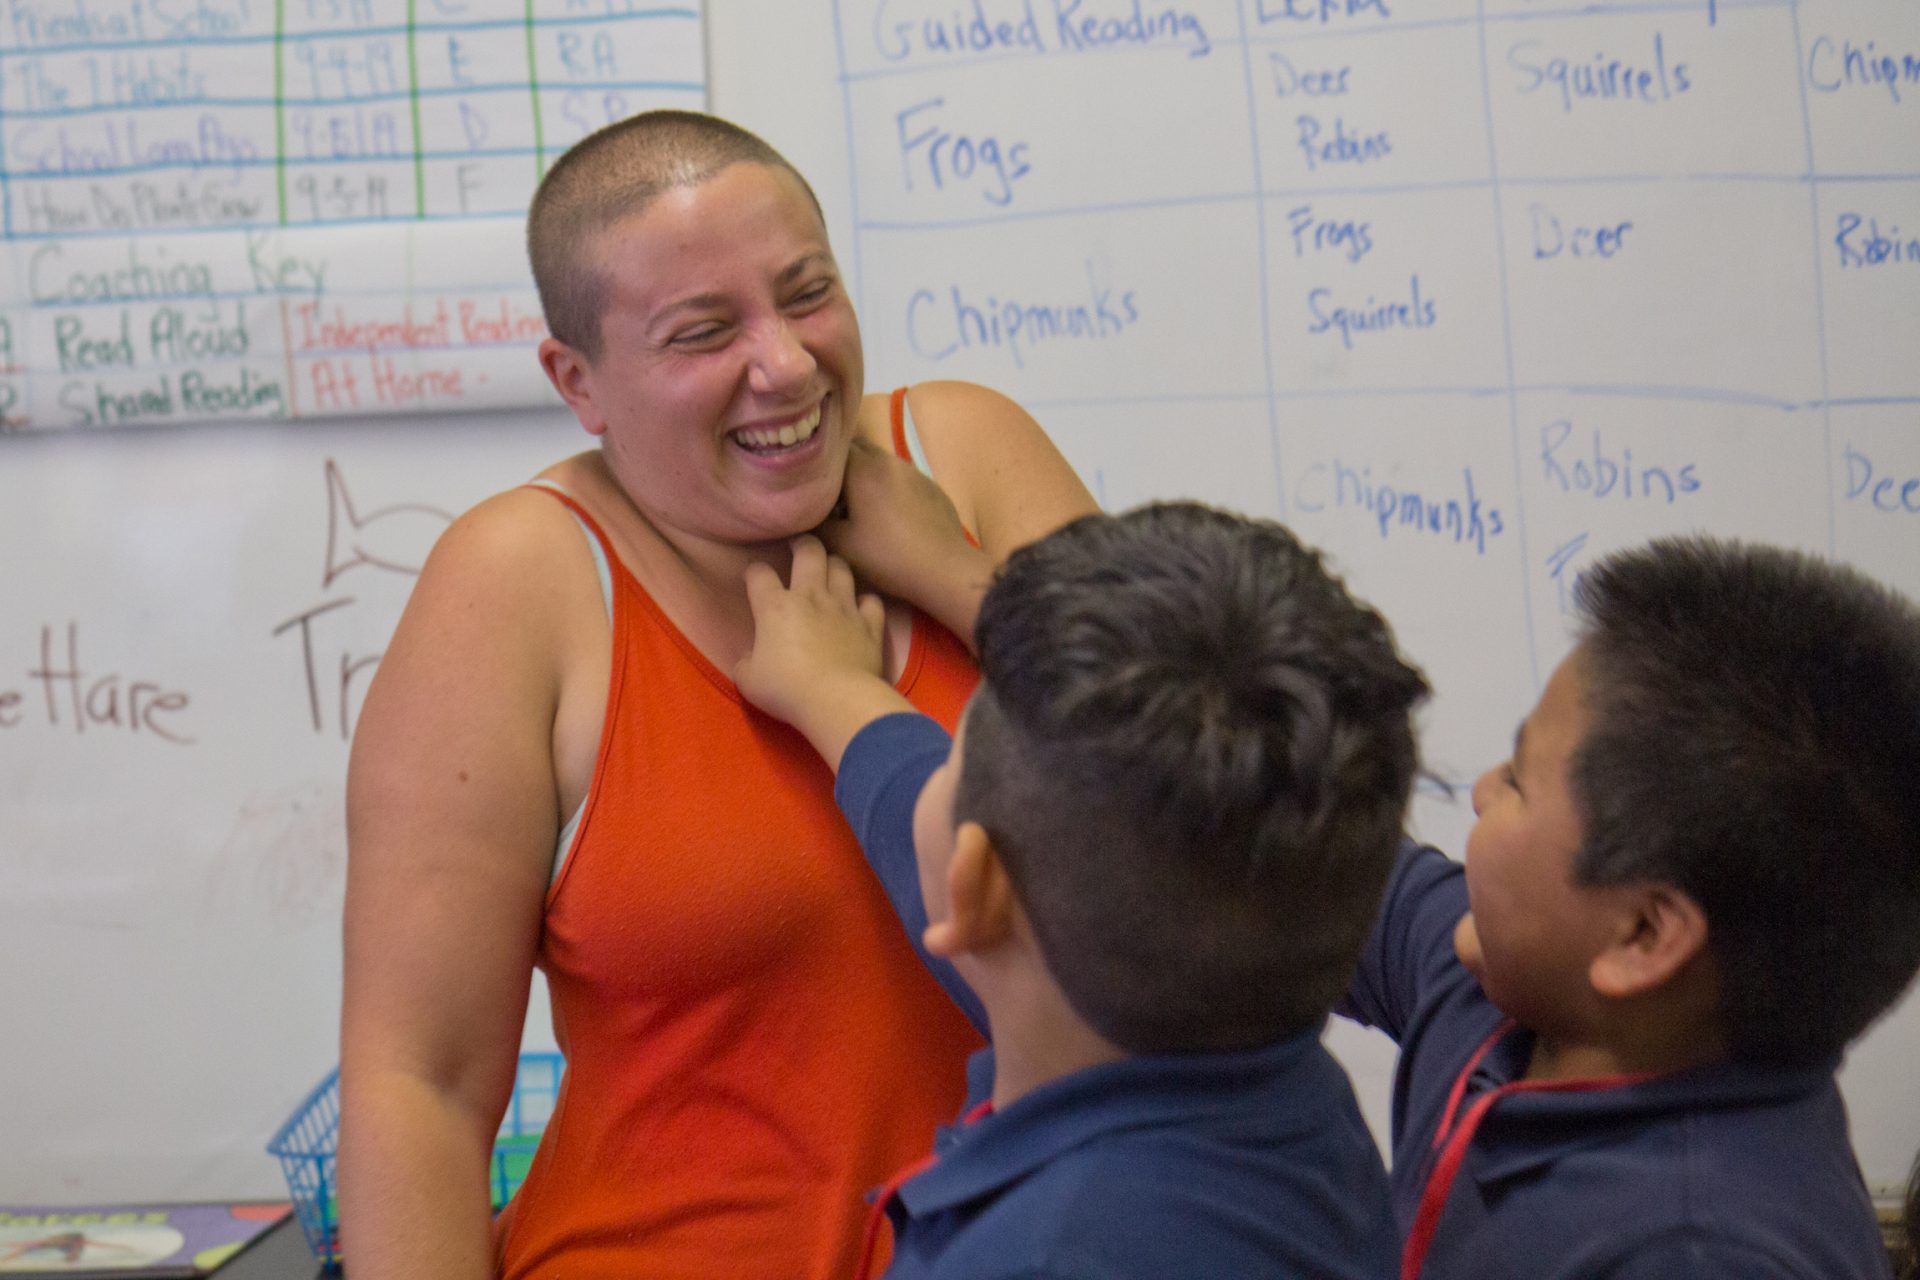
[428,457,598,583]
[895,380,1098,559]
[379,459,610,679]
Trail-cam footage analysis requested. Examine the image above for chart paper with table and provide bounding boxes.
[828,0,1920,775]
[0,0,705,432]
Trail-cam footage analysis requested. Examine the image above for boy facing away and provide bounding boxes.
[1343,535,1920,1279]
[733,502,1432,1280]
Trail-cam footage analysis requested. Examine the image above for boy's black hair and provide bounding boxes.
[1570,536,1920,1066]
[956,501,1430,1054]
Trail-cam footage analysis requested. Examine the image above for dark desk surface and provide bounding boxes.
[223,1215,334,1280]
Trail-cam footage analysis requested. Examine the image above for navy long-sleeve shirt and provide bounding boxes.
[837,712,1397,1280]
[1342,840,1893,1279]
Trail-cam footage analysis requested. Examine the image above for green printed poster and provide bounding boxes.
[0,0,707,431]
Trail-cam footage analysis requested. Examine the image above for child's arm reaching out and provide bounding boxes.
[735,534,989,1036]
[734,534,917,770]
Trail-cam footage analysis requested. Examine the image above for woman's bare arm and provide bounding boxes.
[902,379,1099,563]
[338,492,594,1280]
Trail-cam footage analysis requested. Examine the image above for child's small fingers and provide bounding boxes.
[857,592,886,641]
[825,553,858,605]
[742,560,782,613]
[787,534,827,587]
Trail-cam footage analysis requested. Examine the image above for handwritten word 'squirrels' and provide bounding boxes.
[1508,34,1691,114]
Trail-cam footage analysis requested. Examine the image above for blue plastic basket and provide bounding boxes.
[267,1051,564,1265]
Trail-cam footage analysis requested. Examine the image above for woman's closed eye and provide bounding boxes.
[788,280,835,310]
[670,321,730,348]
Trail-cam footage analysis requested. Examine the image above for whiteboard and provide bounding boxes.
[4,0,1918,1207]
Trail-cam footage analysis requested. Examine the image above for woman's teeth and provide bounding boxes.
[735,405,822,451]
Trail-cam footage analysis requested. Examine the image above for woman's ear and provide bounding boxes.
[924,822,1018,960]
[1589,884,1710,1000]
[538,338,607,437]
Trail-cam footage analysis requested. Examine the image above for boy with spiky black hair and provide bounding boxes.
[1345,535,1920,1279]
[734,502,1430,1280]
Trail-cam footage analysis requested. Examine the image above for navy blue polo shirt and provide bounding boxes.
[839,713,1397,1280]
[1341,840,1893,1279]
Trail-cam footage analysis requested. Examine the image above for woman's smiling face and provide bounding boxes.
[569,161,865,550]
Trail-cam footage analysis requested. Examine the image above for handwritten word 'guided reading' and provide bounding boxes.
[0,622,193,743]
[873,0,1214,62]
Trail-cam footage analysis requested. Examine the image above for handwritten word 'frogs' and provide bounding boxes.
[1509,34,1691,113]
[1844,446,1920,515]
[1541,420,1700,503]
[907,262,1139,369]
[897,98,1032,207]
[1,623,192,744]
[1806,37,1918,106]
[1294,460,1505,555]
[1529,204,1635,260]
[1287,205,1373,263]
[873,0,1211,62]
[1835,214,1920,268]
[1306,275,1436,349]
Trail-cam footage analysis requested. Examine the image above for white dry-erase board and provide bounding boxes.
[3,0,1918,1204]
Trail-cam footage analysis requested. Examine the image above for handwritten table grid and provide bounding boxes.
[830,0,1917,709]
[0,0,705,430]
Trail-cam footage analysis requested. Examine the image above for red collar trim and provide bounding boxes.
[852,1099,995,1280]
[1401,1020,1658,1280]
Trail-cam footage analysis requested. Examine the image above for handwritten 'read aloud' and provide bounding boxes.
[0,258,550,428]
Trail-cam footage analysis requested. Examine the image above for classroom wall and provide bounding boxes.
[3,0,1918,1205]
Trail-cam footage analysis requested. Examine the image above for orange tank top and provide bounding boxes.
[493,403,983,1280]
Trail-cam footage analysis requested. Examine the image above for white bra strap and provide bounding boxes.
[900,391,934,479]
